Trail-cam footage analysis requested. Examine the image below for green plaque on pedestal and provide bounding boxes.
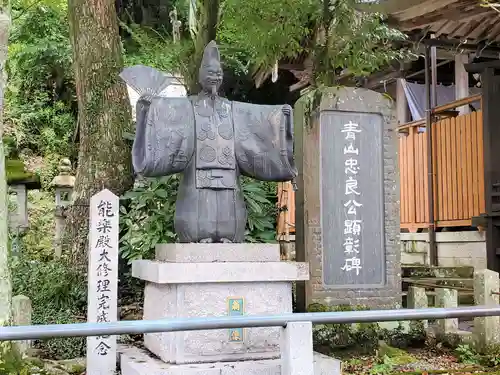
[228,297,244,342]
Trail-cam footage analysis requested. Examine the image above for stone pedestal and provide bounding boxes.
[133,243,308,364]
[121,243,341,374]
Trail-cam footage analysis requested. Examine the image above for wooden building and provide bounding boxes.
[277,0,500,270]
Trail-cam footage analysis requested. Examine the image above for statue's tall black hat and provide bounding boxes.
[200,40,221,70]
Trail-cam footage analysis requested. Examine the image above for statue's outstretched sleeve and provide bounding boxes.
[120,64,195,177]
[132,97,195,177]
[233,101,297,182]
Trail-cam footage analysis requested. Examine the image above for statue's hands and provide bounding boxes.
[282,106,291,116]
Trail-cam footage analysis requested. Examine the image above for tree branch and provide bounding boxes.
[12,0,43,21]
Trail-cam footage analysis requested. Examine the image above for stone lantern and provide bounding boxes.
[6,159,41,234]
[51,158,75,257]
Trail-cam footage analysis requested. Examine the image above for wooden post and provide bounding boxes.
[396,79,408,126]
[407,126,416,225]
[464,62,500,273]
[455,54,470,115]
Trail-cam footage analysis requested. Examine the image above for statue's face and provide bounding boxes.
[200,62,223,95]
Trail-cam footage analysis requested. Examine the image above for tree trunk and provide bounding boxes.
[0,1,11,326]
[187,0,220,93]
[64,0,133,267]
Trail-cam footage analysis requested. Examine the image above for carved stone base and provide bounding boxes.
[131,243,309,365]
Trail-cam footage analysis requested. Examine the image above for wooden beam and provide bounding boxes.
[412,43,467,60]
[399,8,495,30]
[363,70,402,90]
[465,60,500,74]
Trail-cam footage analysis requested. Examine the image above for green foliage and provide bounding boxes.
[218,0,412,85]
[21,191,55,260]
[11,256,87,359]
[120,0,411,89]
[455,343,500,367]
[455,344,479,364]
[368,355,395,375]
[241,177,277,243]
[120,176,277,263]
[308,303,380,354]
[34,153,64,190]
[314,0,411,82]
[122,22,193,79]
[6,0,75,158]
[218,0,312,75]
[2,136,18,159]
[0,342,25,375]
[0,342,50,375]
[120,176,178,262]
[307,303,426,357]
[481,344,500,367]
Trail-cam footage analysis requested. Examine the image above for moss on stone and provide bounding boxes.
[377,341,417,365]
[5,158,41,189]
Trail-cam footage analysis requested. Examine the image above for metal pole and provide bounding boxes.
[431,37,438,108]
[2,306,500,341]
[425,45,438,266]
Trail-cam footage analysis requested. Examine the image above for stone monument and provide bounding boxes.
[294,87,401,310]
[51,158,75,258]
[118,41,340,374]
[86,189,119,375]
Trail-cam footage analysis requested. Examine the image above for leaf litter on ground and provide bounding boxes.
[342,347,499,375]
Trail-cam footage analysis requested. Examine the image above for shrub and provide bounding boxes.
[20,191,56,261]
[6,3,76,158]
[0,342,25,374]
[119,176,277,263]
[307,303,426,357]
[11,256,87,359]
[0,341,53,374]
[481,344,500,367]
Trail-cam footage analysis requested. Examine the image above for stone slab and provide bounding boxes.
[120,345,342,375]
[156,243,281,263]
[281,322,313,375]
[436,288,458,334]
[295,87,401,309]
[12,295,32,356]
[86,189,119,375]
[473,269,500,351]
[132,260,310,284]
[143,281,291,364]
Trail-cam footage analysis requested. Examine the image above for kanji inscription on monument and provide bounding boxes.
[86,189,119,375]
[296,87,400,308]
[320,112,385,287]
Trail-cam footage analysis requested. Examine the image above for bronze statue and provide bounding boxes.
[120,41,296,243]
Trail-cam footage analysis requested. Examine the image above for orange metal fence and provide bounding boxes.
[277,96,485,234]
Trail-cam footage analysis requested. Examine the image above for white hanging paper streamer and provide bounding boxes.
[271,60,278,83]
[188,0,197,39]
